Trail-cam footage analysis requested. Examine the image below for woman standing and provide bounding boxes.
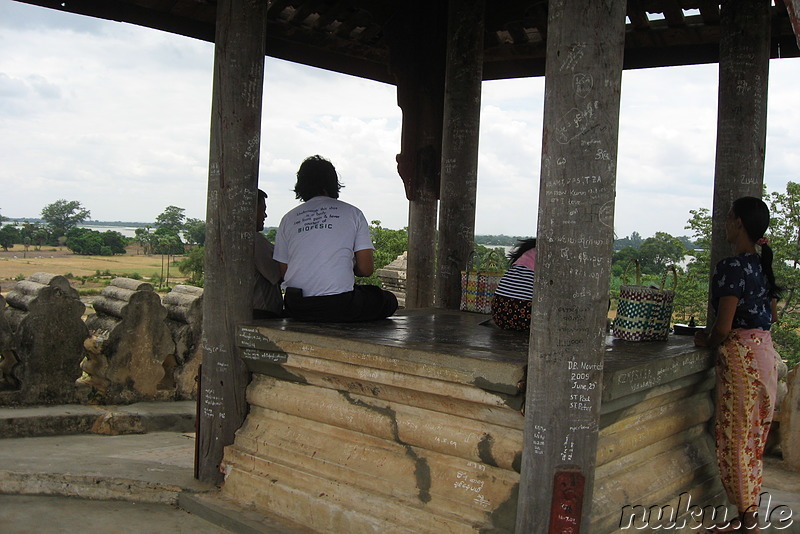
[694,196,781,533]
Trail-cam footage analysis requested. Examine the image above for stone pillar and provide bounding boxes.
[435,0,485,309]
[83,277,175,404]
[163,284,204,399]
[2,273,87,405]
[199,0,267,484]
[709,0,770,320]
[516,2,627,532]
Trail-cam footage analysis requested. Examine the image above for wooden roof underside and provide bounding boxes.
[14,0,800,84]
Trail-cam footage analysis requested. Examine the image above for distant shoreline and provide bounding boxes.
[4,218,153,227]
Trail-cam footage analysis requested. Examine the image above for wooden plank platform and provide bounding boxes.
[222,309,723,533]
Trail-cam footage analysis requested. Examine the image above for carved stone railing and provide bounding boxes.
[162,284,203,399]
[375,251,407,308]
[82,278,176,404]
[1,273,88,405]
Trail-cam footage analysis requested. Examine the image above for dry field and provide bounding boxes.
[0,244,188,294]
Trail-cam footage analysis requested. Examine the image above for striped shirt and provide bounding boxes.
[494,264,535,301]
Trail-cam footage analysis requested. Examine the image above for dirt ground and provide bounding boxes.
[0,244,187,294]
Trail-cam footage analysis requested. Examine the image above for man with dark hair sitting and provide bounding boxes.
[253,188,283,319]
[273,155,398,322]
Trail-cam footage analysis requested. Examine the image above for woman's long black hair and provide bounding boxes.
[731,196,782,299]
[508,238,537,264]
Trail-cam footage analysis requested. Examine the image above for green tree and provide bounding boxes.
[153,227,184,255]
[178,246,205,286]
[611,246,641,278]
[472,243,509,272]
[183,217,206,246]
[672,208,712,324]
[32,228,49,250]
[155,206,186,233]
[638,232,687,276]
[370,220,408,270]
[766,182,800,368]
[41,199,91,240]
[65,227,126,255]
[0,225,20,251]
[355,221,409,286]
[134,227,156,255]
[613,231,644,250]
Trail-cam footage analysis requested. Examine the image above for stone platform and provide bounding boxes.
[221,309,727,533]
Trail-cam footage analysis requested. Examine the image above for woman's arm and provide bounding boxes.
[694,295,738,347]
[354,249,374,277]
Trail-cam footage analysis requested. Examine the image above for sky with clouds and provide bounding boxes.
[1,0,798,240]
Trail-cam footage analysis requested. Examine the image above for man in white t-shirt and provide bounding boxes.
[273,155,398,322]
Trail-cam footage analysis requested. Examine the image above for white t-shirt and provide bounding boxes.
[273,196,374,297]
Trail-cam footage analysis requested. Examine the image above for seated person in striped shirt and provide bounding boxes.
[490,238,536,331]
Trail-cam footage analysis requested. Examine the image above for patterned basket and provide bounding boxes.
[613,261,678,341]
[460,250,504,314]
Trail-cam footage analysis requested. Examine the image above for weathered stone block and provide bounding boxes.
[162,285,203,400]
[1,273,87,405]
[83,277,175,404]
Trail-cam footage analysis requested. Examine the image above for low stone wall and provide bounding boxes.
[0,273,202,406]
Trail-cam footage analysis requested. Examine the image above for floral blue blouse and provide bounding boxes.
[711,253,772,330]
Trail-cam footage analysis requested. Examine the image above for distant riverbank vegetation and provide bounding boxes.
[2,183,798,367]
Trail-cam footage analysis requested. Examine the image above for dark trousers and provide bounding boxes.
[284,285,398,323]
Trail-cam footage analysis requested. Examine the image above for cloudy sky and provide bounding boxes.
[1,0,798,240]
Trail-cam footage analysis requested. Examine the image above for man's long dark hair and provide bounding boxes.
[294,155,344,202]
[508,237,537,264]
[731,196,782,299]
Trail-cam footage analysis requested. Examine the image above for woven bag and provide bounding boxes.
[460,250,504,314]
[613,261,678,341]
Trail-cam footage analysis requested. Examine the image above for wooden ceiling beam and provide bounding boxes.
[14,0,215,41]
[505,21,530,44]
[267,0,293,19]
[697,1,721,24]
[626,0,651,30]
[660,0,686,27]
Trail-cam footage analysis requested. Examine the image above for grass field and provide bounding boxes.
[0,244,188,293]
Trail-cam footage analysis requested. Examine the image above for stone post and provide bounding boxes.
[83,277,175,404]
[163,284,204,399]
[2,273,87,405]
